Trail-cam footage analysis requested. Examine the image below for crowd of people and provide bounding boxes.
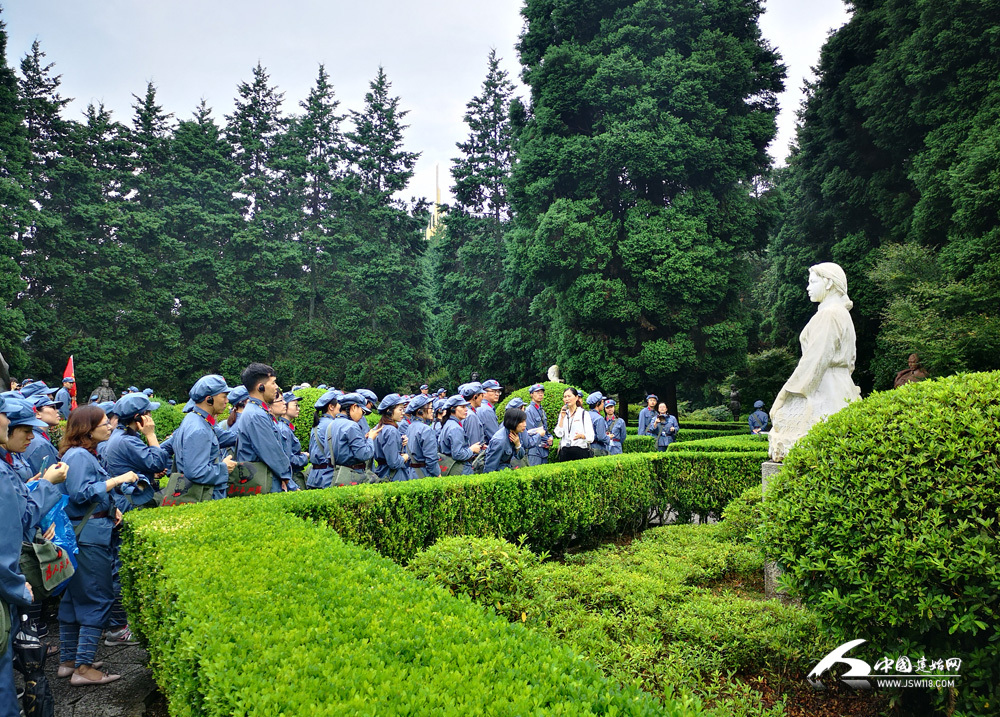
[1,363,689,711]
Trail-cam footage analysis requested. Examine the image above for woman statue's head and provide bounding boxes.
[807,262,852,309]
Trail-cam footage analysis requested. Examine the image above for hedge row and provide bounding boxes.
[623,427,745,442]
[668,435,769,453]
[121,505,685,717]
[271,450,763,564]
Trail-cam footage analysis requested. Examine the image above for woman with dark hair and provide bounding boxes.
[373,394,412,481]
[56,405,139,686]
[437,396,482,476]
[306,390,339,489]
[554,387,593,461]
[403,395,439,479]
[226,386,249,429]
[482,406,527,473]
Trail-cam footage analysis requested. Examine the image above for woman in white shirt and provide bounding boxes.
[554,387,594,461]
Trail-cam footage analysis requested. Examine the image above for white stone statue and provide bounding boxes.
[768,262,861,461]
[547,364,562,383]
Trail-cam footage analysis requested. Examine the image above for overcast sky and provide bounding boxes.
[4,0,850,205]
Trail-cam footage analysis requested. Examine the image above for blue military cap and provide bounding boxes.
[1,390,26,400]
[506,397,526,409]
[459,382,483,399]
[182,399,195,413]
[190,374,234,403]
[317,384,328,390]
[30,394,62,410]
[355,389,378,406]
[143,388,154,396]
[586,391,605,407]
[314,390,339,409]
[128,386,139,393]
[645,393,658,401]
[20,381,58,398]
[98,401,117,415]
[432,398,444,413]
[754,400,765,409]
[445,395,470,410]
[605,399,617,408]
[419,384,429,391]
[168,399,176,405]
[377,393,405,412]
[227,386,249,406]
[283,391,300,404]
[113,393,160,420]
[405,394,432,414]
[529,383,544,393]
[436,388,447,396]
[481,379,502,391]
[339,392,372,414]
[0,398,48,428]
[89,394,98,402]
[61,377,75,385]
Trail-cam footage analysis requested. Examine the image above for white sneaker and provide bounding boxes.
[104,625,139,646]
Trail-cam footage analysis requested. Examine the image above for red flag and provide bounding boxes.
[63,356,77,410]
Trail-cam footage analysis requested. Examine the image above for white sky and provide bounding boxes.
[4,0,849,204]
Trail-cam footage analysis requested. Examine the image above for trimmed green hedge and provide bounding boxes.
[273,450,763,564]
[668,435,769,453]
[151,402,185,442]
[121,505,684,717]
[762,371,1000,716]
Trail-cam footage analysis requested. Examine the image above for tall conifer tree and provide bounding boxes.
[509,0,784,409]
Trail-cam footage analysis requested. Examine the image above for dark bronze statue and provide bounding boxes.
[729,385,741,421]
[893,353,929,388]
[93,378,117,402]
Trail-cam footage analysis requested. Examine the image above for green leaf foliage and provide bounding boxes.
[761,371,1000,716]
[496,381,585,432]
[120,504,685,717]
[150,402,185,442]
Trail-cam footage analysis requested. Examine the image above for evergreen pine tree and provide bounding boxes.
[508,0,784,409]
[0,10,30,372]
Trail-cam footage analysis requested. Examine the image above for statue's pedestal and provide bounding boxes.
[762,461,788,601]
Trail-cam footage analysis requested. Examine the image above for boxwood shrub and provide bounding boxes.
[121,504,686,717]
[668,435,769,453]
[151,402,185,442]
[761,371,1000,716]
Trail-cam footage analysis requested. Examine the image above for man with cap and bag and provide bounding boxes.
[748,400,769,435]
[637,394,658,436]
[585,392,611,457]
[276,392,309,490]
[103,393,169,510]
[233,363,294,494]
[604,400,626,455]
[525,384,552,467]
[18,382,63,476]
[164,375,238,504]
[477,380,503,439]
[54,378,75,421]
[458,382,488,473]
[326,393,382,485]
[306,390,340,489]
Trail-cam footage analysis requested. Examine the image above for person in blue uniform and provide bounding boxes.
[54,377,75,420]
[437,395,482,475]
[267,393,302,492]
[354,389,378,430]
[459,382,487,458]
[326,393,382,485]
[403,395,440,479]
[56,405,140,686]
[482,406,527,474]
[586,392,611,457]
[225,386,249,431]
[276,391,309,489]
[419,384,430,396]
[604,400,627,455]
[306,390,340,489]
[748,400,769,434]
[477,379,503,439]
[524,384,552,466]
[648,403,679,450]
[431,399,446,439]
[22,393,62,475]
[234,363,293,493]
[637,394,657,436]
[171,375,237,502]
[103,393,168,510]
[373,394,412,481]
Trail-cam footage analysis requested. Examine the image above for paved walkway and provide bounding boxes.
[14,613,165,717]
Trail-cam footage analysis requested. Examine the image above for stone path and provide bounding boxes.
[14,614,165,717]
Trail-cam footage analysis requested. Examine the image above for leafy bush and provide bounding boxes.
[684,405,734,422]
[412,525,832,716]
[289,386,324,448]
[409,536,545,622]
[761,371,1000,716]
[717,485,762,544]
[496,381,584,431]
[151,402,184,442]
[120,504,682,716]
